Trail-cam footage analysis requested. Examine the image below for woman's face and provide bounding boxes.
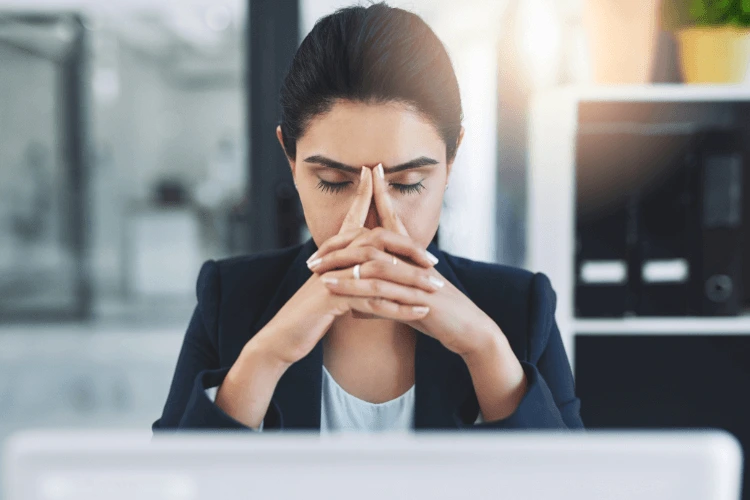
[277,100,461,250]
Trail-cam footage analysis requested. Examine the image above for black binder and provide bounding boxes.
[696,132,744,316]
[574,132,633,318]
[633,134,698,316]
[575,129,745,317]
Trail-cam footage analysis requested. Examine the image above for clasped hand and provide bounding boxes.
[306,164,500,359]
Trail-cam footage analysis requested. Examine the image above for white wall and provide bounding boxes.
[89,35,244,295]
[95,40,243,199]
[162,85,245,189]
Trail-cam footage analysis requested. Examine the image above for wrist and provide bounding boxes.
[461,329,527,421]
[243,333,293,376]
[460,323,505,366]
[216,332,290,429]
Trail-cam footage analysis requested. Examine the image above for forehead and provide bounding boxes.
[296,100,445,165]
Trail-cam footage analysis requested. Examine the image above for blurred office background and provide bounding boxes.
[1,0,749,497]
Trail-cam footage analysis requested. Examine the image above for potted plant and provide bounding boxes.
[662,0,750,83]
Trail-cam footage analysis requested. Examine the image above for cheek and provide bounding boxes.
[298,188,352,245]
[393,191,443,247]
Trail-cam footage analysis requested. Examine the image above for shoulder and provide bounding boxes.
[440,251,557,361]
[193,244,305,333]
[441,252,537,292]
[198,244,304,293]
[443,252,556,305]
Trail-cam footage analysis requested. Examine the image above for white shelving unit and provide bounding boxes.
[526,84,750,369]
[574,316,750,335]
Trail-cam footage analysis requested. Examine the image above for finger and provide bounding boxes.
[318,258,445,294]
[372,162,409,236]
[306,227,369,265]
[332,294,430,321]
[309,245,395,275]
[339,166,373,233]
[322,274,438,304]
[346,227,438,268]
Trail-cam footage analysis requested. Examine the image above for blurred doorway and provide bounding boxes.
[0,14,91,321]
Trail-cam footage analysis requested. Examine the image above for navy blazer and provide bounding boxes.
[153,237,584,432]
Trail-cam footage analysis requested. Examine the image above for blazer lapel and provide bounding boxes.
[250,238,478,431]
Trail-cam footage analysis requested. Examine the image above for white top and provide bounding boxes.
[320,365,415,433]
[206,366,484,431]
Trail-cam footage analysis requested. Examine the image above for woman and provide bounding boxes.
[153,3,583,432]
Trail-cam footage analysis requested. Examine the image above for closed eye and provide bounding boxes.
[316,179,425,195]
[316,179,351,194]
[392,181,425,195]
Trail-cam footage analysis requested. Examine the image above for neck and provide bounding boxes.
[323,313,418,401]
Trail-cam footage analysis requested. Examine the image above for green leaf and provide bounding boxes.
[663,0,750,28]
[739,0,750,24]
[704,0,733,23]
[662,0,695,30]
[688,0,708,20]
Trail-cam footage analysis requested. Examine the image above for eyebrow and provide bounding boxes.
[303,155,439,174]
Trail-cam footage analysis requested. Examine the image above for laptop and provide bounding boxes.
[3,429,743,500]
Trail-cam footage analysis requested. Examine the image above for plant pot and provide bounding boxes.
[583,0,661,84]
[676,26,750,83]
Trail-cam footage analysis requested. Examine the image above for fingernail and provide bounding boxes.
[412,306,430,315]
[306,251,318,264]
[308,258,322,269]
[377,163,384,179]
[425,250,439,265]
[427,276,444,288]
[321,277,338,285]
[361,166,367,181]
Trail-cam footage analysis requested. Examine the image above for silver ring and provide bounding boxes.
[353,264,361,280]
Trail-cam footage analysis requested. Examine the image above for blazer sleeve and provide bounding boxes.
[470,272,584,430]
[152,260,280,432]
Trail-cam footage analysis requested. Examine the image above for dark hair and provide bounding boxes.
[279,2,463,162]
